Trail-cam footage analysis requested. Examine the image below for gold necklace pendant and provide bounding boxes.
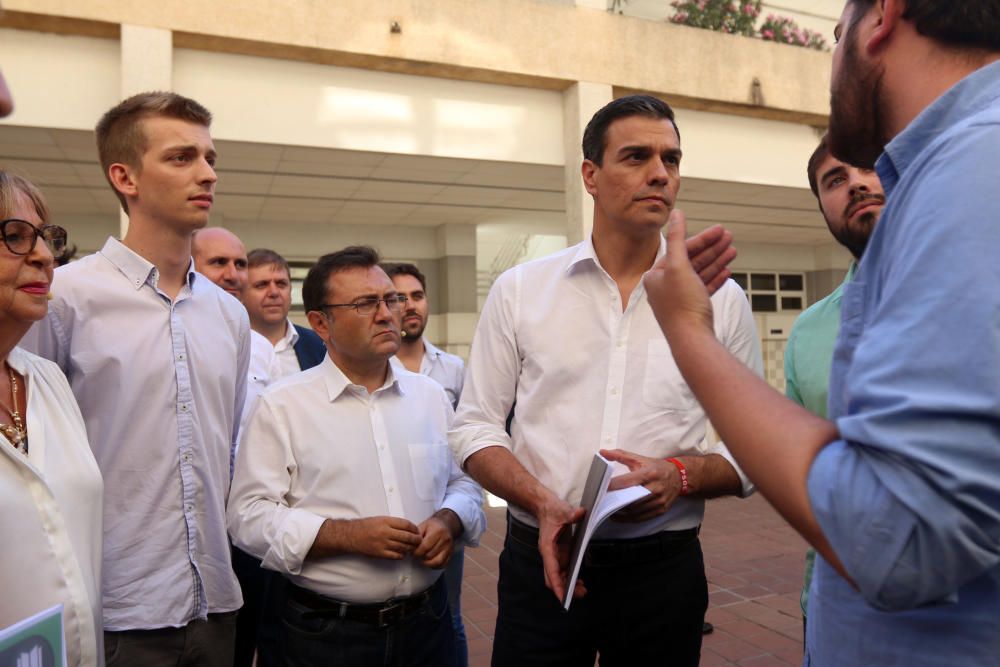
[1,365,27,455]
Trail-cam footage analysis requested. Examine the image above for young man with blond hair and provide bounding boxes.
[27,91,249,667]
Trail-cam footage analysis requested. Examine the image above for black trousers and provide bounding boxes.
[231,545,281,667]
[492,518,708,667]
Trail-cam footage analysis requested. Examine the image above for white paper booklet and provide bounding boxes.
[563,454,650,610]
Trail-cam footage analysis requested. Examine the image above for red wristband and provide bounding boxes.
[666,458,689,496]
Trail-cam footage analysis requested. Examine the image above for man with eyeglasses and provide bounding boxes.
[228,245,485,667]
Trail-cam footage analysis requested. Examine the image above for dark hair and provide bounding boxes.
[849,0,1000,51]
[380,262,426,291]
[247,248,290,277]
[807,134,831,200]
[582,95,680,165]
[302,245,381,313]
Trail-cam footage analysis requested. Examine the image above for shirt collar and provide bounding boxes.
[98,236,197,291]
[566,233,667,275]
[282,318,300,347]
[422,339,444,361]
[877,59,1000,197]
[321,354,405,402]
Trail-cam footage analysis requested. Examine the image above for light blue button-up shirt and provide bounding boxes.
[26,237,250,631]
[806,60,1000,665]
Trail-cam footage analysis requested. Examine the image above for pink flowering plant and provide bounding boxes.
[669,0,760,37]
[759,14,828,50]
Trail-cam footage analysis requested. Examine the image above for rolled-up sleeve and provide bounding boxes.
[449,269,520,466]
[227,395,326,576]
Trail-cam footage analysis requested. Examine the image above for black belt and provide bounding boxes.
[285,577,441,628]
[507,514,698,567]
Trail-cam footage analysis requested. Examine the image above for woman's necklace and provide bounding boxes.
[0,366,27,455]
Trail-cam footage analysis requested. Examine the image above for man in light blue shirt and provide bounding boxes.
[384,261,476,667]
[641,1,1000,664]
[27,92,249,667]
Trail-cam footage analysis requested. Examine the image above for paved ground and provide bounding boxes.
[460,494,808,667]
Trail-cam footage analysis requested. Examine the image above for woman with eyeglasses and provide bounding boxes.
[0,170,104,666]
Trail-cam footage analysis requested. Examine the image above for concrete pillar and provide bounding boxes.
[118,25,173,237]
[562,82,613,245]
[429,224,478,357]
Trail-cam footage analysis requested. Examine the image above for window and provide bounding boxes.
[731,271,806,313]
[289,263,310,312]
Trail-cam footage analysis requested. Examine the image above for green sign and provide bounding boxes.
[0,605,65,667]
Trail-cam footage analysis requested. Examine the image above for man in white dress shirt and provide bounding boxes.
[228,245,485,667]
[384,261,476,667]
[244,248,326,378]
[450,95,762,666]
[192,227,278,436]
[26,92,249,666]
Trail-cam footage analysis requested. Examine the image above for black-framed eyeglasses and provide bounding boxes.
[0,219,68,257]
[321,294,408,317]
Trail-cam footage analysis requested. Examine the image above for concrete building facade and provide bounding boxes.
[0,0,849,389]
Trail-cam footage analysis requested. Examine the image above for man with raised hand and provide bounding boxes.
[27,92,249,666]
[643,2,1000,663]
[450,95,761,666]
[229,246,485,667]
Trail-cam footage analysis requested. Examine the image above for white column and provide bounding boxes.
[562,81,613,245]
[118,25,173,237]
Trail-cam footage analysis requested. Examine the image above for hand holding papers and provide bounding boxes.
[563,454,650,610]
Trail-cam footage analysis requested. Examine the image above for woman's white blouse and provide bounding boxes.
[0,346,103,667]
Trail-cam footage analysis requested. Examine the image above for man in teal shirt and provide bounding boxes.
[783,134,884,631]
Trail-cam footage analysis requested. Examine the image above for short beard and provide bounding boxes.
[401,319,426,341]
[830,209,877,260]
[827,21,887,169]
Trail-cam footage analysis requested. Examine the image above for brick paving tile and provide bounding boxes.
[710,638,769,663]
[456,494,806,666]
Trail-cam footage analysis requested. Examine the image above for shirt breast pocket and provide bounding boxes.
[407,442,450,503]
[643,339,699,412]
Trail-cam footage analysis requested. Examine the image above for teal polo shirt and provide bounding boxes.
[784,262,856,616]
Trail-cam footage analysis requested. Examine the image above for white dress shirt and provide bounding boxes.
[240,330,280,443]
[1,347,103,667]
[273,317,302,379]
[228,356,485,603]
[390,339,465,409]
[23,237,249,631]
[450,236,762,539]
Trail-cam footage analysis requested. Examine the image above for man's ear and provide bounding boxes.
[108,162,139,202]
[865,0,902,55]
[581,160,599,197]
[306,310,331,342]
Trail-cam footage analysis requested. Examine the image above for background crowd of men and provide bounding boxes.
[2,1,1000,666]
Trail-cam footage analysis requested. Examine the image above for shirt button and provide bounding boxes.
[185,504,193,513]
[178,353,186,361]
[617,341,624,348]
[183,453,192,463]
[610,387,618,396]
[387,486,394,493]
[604,436,612,444]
